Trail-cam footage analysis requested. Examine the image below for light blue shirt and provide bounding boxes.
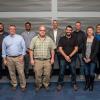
[2,34,26,57]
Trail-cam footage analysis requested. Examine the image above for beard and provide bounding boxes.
[26,29,31,31]
[0,28,4,32]
[66,33,71,37]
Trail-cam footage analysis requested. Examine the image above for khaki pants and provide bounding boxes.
[7,56,26,88]
[34,59,51,88]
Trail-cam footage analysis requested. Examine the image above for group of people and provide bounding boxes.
[0,20,100,92]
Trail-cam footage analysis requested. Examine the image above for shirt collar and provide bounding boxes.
[37,35,47,40]
[9,34,16,38]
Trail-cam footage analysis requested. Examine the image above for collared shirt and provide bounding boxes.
[73,30,86,53]
[58,35,78,59]
[2,34,26,57]
[53,29,57,43]
[21,31,36,50]
[30,35,56,59]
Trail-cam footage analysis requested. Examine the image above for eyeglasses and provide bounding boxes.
[39,30,46,31]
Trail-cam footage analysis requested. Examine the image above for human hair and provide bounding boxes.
[25,22,31,26]
[65,25,73,30]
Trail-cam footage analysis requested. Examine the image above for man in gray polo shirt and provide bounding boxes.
[21,22,36,79]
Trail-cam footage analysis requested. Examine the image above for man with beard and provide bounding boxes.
[57,25,78,91]
[0,23,8,79]
[21,22,36,79]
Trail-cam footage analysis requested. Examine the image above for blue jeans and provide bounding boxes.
[58,59,77,85]
[76,53,85,75]
[84,62,96,77]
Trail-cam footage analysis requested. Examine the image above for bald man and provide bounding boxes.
[29,25,56,92]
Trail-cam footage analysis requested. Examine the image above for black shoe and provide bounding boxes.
[57,84,63,91]
[7,75,11,80]
[73,84,78,91]
[89,85,93,91]
[84,82,90,91]
[84,75,90,91]
[89,76,94,91]
[0,76,2,79]
[84,84,89,91]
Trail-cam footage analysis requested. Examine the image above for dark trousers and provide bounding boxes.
[76,53,85,75]
[84,62,96,91]
[0,52,3,76]
[97,53,100,74]
[51,52,61,75]
[24,53,30,75]
[58,59,77,85]
[84,62,96,77]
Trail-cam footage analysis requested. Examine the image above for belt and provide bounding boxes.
[35,58,50,61]
[7,55,22,58]
[26,51,29,54]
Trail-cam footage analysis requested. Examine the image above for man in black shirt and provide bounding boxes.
[73,21,86,79]
[0,23,8,79]
[57,25,78,91]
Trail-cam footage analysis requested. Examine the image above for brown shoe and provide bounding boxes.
[45,86,49,91]
[35,87,40,92]
[57,84,63,91]
[12,86,16,91]
[73,84,78,91]
[21,87,26,92]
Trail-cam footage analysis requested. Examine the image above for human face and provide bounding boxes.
[65,27,73,36]
[96,25,100,34]
[0,24,4,32]
[25,24,31,31]
[39,26,46,37]
[9,26,16,35]
[87,28,94,37]
[75,22,81,31]
[52,20,58,29]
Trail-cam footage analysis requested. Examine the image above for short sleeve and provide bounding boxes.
[74,37,78,47]
[29,36,37,50]
[58,37,64,48]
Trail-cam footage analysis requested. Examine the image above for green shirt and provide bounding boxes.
[30,35,56,59]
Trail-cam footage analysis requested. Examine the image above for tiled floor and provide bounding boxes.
[0,76,100,100]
